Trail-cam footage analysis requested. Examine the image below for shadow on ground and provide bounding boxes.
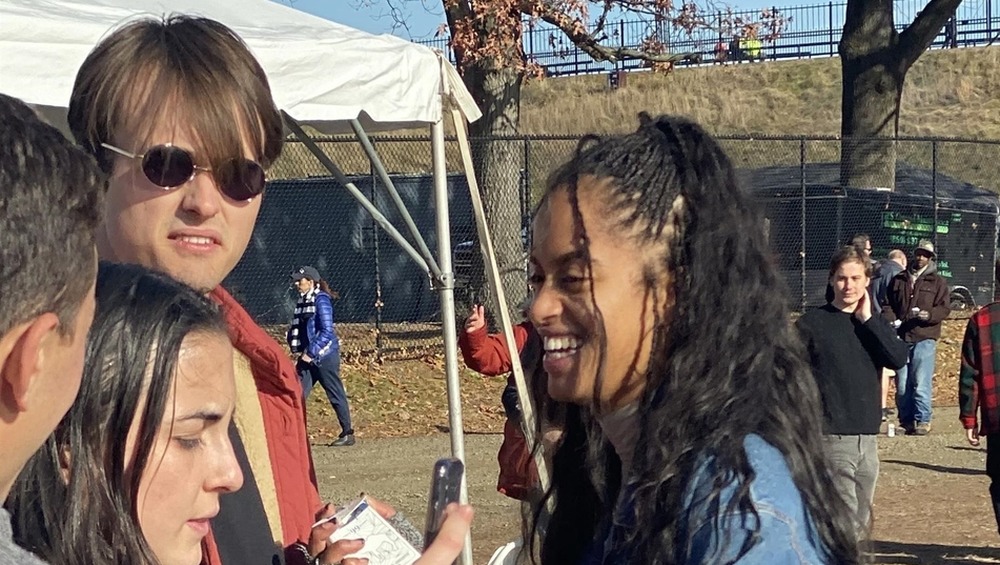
[868,540,1000,564]
[881,459,986,476]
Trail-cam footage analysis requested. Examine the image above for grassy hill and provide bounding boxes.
[273,46,1000,189]
[520,46,1000,138]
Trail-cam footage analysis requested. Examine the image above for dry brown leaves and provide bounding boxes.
[266,317,971,440]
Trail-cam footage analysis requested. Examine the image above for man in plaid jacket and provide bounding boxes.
[959,293,1000,535]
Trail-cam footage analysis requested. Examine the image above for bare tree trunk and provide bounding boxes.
[466,65,527,321]
[839,0,961,189]
[446,2,528,320]
[839,0,902,188]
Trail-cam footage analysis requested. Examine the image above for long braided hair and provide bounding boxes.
[526,114,859,564]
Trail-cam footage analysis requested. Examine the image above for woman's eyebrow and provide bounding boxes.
[175,409,223,423]
[537,249,596,269]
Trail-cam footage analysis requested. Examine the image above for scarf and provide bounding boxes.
[288,287,318,354]
[599,402,641,478]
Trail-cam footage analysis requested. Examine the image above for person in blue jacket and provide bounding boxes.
[288,265,355,446]
[524,114,859,564]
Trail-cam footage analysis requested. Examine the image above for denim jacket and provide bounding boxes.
[594,435,829,564]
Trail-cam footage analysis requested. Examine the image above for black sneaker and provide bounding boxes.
[331,433,356,447]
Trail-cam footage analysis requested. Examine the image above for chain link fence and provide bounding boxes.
[226,134,1000,361]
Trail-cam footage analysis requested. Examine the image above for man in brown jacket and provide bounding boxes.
[883,240,951,435]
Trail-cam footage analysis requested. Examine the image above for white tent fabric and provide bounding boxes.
[0,0,480,131]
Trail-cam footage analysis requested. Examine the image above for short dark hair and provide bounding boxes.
[68,15,283,174]
[850,233,871,249]
[0,94,104,337]
[7,262,228,563]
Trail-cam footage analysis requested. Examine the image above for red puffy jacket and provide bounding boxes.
[458,322,541,500]
[204,287,322,565]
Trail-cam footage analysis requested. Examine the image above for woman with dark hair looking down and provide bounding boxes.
[5,263,368,565]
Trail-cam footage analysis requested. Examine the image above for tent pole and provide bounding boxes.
[350,119,442,279]
[281,111,433,275]
[449,110,554,541]
[432,117,473,565]
[448,108,550,493]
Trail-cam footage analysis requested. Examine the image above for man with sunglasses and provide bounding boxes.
[65,15,472,565]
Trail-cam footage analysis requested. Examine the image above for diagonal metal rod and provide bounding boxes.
[350,119,442,280]
[281,111,431,276]
[449,107,554,517]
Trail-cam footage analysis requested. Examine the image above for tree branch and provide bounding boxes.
[525,0,696,63]
[443,0,474,68]
[592,0,615,36]
[896,0,961,66]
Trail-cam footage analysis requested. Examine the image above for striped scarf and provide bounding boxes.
[288,287,318,354]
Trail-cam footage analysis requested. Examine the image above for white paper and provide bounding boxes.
[327,498,422,565]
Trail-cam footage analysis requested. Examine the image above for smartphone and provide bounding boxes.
[423,458,464,548]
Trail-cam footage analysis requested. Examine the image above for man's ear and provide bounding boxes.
[0,313,60,412]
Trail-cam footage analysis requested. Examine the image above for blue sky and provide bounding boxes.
[284,0,447,40]
[279,0,779,39]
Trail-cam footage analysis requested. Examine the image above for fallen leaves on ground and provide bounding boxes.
[268,318,972,440]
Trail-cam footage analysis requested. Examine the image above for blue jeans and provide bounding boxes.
[298,349,353,436]
[895,339,936,425]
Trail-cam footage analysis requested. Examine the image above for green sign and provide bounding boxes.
[881,211,959,278]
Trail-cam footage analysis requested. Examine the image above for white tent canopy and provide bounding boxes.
[0,0,480,130]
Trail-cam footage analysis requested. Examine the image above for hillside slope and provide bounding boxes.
[520,46,1000,138]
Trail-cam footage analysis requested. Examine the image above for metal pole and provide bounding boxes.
[528,18,534,58]
[281,112,433,276]
[932,140,939,250]
[522,137,531,235]
[989,0,993,44]
[829,2,835,56]
[448,108,553,515]
[431,118,473,565]
[370,154,384,363]
[800,138,808,313]
[773,6,779,60]
[350,119,442,279]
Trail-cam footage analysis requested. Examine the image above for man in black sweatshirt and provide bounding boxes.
[797,245,908,538]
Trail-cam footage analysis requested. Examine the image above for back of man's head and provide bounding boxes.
[888,249,907,269]
[0,93,104,496]
[0,94,103,336]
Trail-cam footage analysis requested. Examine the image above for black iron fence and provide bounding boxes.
[415,0,999,76]
[228,134,1000,360]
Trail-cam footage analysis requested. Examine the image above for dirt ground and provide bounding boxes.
[312,407,1000,564]
[300,317,1000,563]
[297,317,970,442]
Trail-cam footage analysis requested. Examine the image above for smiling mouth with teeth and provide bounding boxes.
[544,335,581,360]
